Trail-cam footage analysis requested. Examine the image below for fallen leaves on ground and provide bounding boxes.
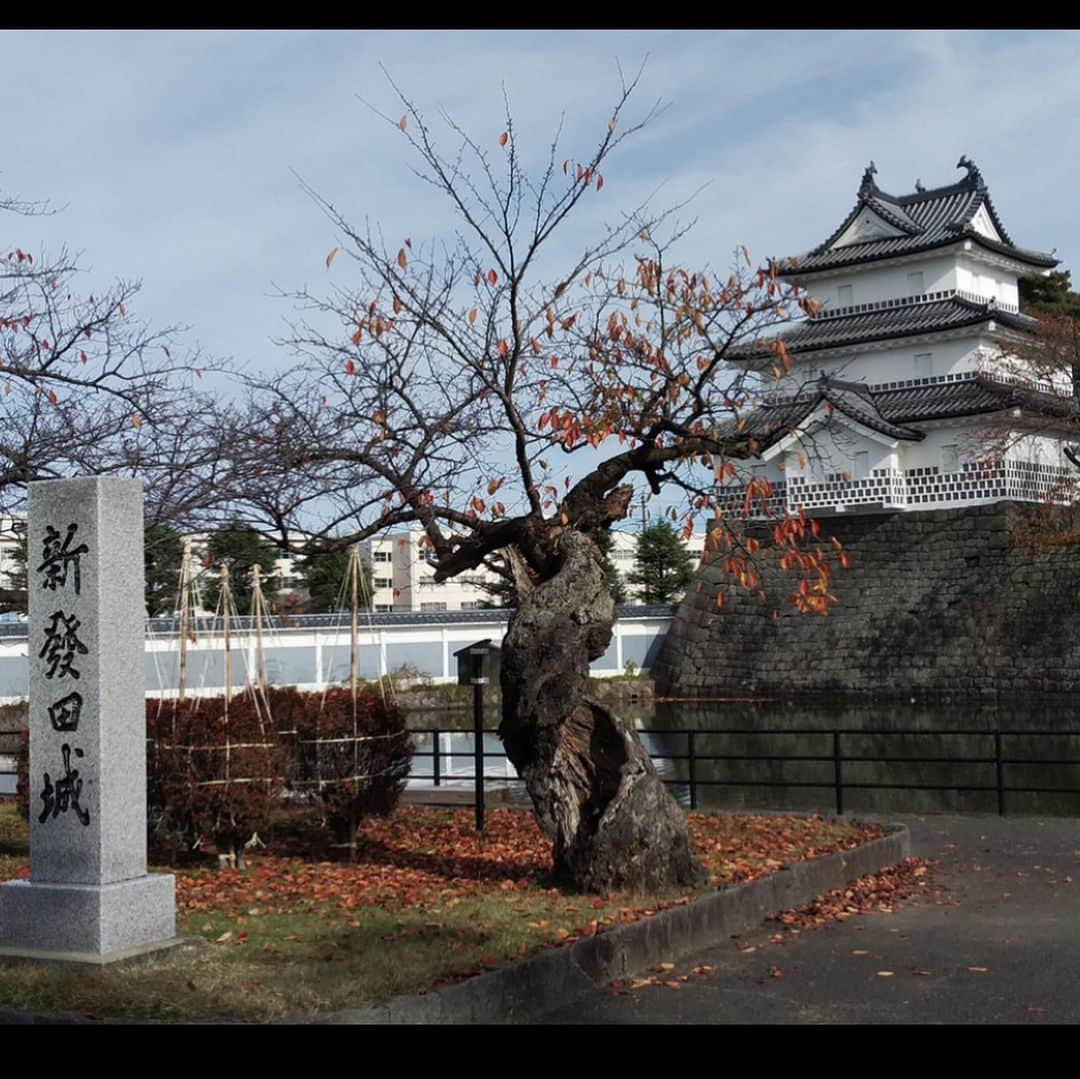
[175,807,880,922]
[767,857,943,933]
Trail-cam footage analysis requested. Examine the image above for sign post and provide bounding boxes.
[0,477,177,963]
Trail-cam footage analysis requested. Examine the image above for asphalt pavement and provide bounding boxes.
[533,814,1080,1024]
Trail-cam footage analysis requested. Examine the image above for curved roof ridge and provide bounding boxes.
[892,174,981,205]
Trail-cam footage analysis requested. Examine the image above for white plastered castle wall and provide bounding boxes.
[805,256,957,311]
[787,336,981,386]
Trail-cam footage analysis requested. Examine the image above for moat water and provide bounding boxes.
[407,697,1080,817]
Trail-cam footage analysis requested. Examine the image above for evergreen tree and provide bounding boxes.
[479,536,626,607]
[2,521,27,615]
[1019,270,1080,317]
[1017,270,1080,396]
[627,521,695,604]
[144,524,184,616]
[597,528,627,605]
[299,547,374,612]
[477,552,518,609]
[203,522,280,616]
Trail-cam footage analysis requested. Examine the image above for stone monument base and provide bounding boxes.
[0,873,177,963]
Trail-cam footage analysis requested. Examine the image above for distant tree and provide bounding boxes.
[627,521,695,604]
[597,528,627,605]
[477,553,518,609]
[481,532,625,608]
[203,522,279,616]
[1016,271,1080,397]
[2,520,27,614]
[0,189,230,559]
[145,523,184,616]
[991,270,1080,546]
[1019,270,1080,319]
[299,547,373,612]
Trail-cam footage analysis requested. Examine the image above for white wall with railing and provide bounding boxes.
[0,608,675,703]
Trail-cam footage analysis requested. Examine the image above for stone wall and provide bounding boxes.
[653,501,1080,701]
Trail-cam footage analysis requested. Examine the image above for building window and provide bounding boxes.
[375,603,394,612]
[373,551,393,563]
[374,577,393,589]
[907,271,924,296]
[836,284,853,307]
[420,602,447,612]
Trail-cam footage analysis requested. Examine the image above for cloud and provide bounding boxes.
[1,30,1077,523]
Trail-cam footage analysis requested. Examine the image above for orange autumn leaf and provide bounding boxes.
[397,248,408,269]
[398,115,408,132]
[468,308,478,325]
[498,131,508,147]
[325,246,339,269]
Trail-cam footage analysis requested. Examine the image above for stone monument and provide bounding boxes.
[0,476,177,963]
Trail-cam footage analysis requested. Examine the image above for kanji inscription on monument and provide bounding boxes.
[0,476,177,962]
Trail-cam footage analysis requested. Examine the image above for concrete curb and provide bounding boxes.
[305,821,910,1026]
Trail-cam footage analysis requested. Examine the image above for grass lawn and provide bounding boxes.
[0,800,880,1022]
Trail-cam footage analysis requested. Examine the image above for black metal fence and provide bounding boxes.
[5,725,1080,818]
[0,728,19,796]
[409,726,1080,818]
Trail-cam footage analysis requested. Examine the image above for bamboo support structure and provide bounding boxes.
[178,536,193,702]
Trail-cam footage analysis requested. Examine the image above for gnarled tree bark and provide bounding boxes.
[499,530,700,894]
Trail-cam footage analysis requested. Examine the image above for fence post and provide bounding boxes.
[833,730,844,815]
[432,727,440,788]
[995,730,1005,816]
[688,730,697,810]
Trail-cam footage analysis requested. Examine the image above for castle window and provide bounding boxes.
[836,284,853,307]
[914,352,933,379]
[907,271,924,296]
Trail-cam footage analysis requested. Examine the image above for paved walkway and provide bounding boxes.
[535,815,1080,1024]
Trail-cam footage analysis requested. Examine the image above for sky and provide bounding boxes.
[3,29,1078,526]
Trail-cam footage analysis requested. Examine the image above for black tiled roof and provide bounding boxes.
[731,374,1078,454]
[730,294,1037,361]
[778,161,1057,275]
[873,375,1077,424]
[732,377,922,446]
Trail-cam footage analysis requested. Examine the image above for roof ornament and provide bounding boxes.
[915,178,925,192]
[859,160,878,196]
[957,155,984,188]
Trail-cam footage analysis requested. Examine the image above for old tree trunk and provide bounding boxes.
[499,530,700,894]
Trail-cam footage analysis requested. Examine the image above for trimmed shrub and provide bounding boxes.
[145,686,413,864]
[289,687,413,857]
[147,691,286,867]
